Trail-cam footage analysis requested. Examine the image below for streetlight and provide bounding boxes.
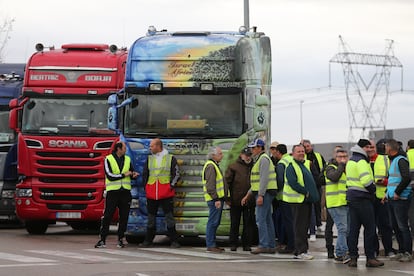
[300,100,304,140]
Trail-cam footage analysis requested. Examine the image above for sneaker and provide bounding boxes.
[309,235,316,242]
[294,253,314,260]
[399,252,412,262]
[342,255,351,264]
[230,246,237,251]
[117,239,126,248]
[278,248,294,254]
[170,241,181,248]
[251,247,268,254]
[94,240,106,248]
[386,252,396,258]
[327,250,335,259]
[390,252,404,261]
[366,258,384,267]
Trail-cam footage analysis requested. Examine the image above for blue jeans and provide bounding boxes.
[328,206,349,257]
[348,199,376,259]
[255,193,275,249]
[388,198,413,254]
[206,199,224,248]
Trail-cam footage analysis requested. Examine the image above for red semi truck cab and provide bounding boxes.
[9,43,127,234]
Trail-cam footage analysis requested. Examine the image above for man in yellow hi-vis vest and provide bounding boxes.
[95,141,138,248]
[203,146,225,253]
[284,144,319,260]
[140,138,181,248]
[245,138,277,255]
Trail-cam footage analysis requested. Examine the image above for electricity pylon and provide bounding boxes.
[329,36,403,141]
[0,17,15,63]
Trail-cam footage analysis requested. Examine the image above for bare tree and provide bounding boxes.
[0,16,15,63]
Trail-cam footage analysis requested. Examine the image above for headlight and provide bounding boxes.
[130,199,139,208]
[1,190,15,199]
[16,188,32,198]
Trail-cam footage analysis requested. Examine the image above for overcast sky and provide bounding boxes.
[1,0,413,145]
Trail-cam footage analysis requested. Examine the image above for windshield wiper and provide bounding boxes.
[134,131,160,136]
[39,127,59,134]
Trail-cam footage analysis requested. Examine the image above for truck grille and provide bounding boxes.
[40,188,96,201]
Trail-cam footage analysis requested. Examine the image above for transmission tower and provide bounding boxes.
[0,17,14,63]
[329,36,403,142]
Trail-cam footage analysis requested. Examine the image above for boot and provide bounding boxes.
[327,245,335,259]
[348,257,357,267]
[139,227,155,247]
[366,258,384,267]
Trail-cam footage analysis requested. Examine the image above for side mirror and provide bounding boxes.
[9,99,19,131]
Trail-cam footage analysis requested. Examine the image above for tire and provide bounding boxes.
[25,221,48,234]
[125,234,145,244]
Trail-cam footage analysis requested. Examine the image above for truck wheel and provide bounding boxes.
[25,221,48,234]
[125,234,145,244]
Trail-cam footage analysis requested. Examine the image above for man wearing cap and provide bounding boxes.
[244,138,277,254]
[225,147,255,251]
[386,139,412,262]
[346,139,384,268]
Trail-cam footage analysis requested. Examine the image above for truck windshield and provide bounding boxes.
[0,107,15,143]
[22,98,112,135]
[124,93,243,137]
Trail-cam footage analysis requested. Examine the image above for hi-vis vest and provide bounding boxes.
[147,154,172,185]
[407,149,414,186]
[324,164,347,208]
[374,154,389,199]
[346,158,373,193]
[250,153,277,192]
[306,152,324,173]
[105,154,131,191]
[276,154,293,200]
[282,160,310,203]
[202,160,224,202]
[387,155,412,199]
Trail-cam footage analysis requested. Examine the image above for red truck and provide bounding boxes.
[9,43,127,234]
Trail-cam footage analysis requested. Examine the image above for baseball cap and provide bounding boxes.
[241,147,252,156]
[248,138,265,148]
[270,141,279,148]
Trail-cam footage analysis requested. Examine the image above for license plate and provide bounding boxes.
[56,212,81,219]
[175,223,195,231]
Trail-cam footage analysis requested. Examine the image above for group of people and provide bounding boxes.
[94,136,414,269]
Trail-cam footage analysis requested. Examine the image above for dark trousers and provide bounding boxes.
[291,202,312,255]
[325,211,334,252]
[229,205,256,247]
[278,201,295,250]
[145,197,177,242]
[348,199,377,259]
[388,198,413,254]
[374,198,394,255]
[100,189,131,240]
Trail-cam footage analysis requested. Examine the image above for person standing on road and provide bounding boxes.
[346,139,384,268]
[386,139,413,262]
[95,141,138,248]
[139,138,181,248]
[203,146,226,253]
[244,138,277,255]
[406,140,414,238]
[283,144,319,260]
[325,148,350,263]
[225,147,255,252]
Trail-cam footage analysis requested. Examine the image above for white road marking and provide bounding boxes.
[0,252,57,263]
[26,250,120,262]
[86,248,185,260]
[138,247,247,260]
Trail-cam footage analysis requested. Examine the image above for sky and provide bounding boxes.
[1,0,413,146]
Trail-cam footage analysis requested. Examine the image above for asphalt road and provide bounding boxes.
[0,223,412,276]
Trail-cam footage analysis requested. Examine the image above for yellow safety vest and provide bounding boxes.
[202,160,224,202]
[147,154,172,185]
[282,160,310,203]
[306,152,324,172]
[373,154,389,199]
[250,153,277,192]
[407,149,414,186]
[105,154,131,191]
[276,154,293,200]
[346,158,374,193]
[324,164,347,208]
